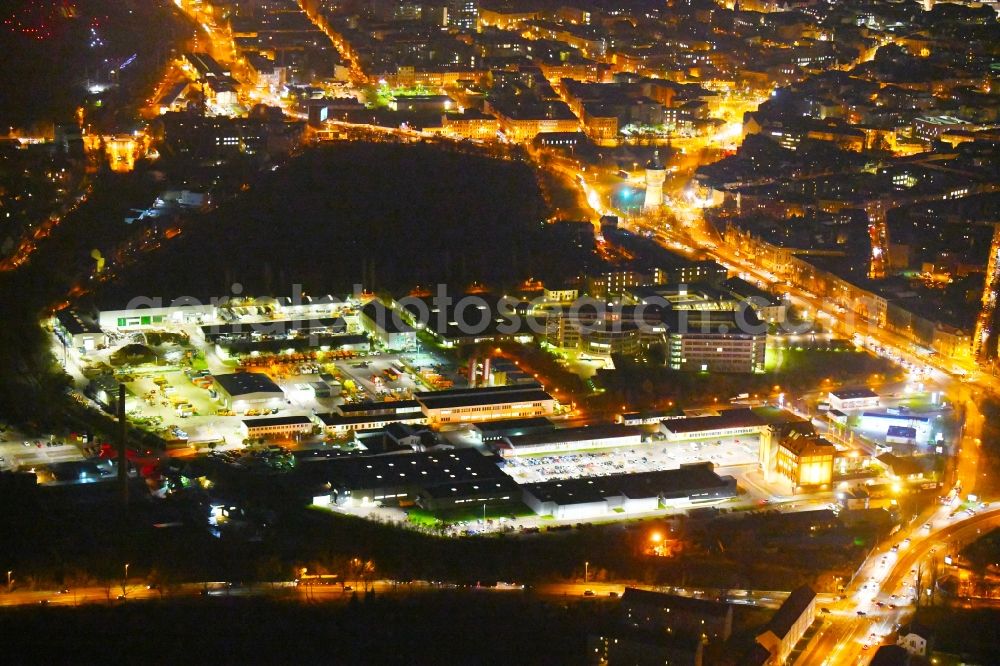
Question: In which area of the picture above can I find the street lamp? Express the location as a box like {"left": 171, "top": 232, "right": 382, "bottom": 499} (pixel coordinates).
{"left": 6, "top": 570, "right": 11, "bottom": 592}
{"left": 649, "top": 532, "right": 665, "bottom": 556}
{"left": 585, "top": 561, "right": 589, "bottom": 583}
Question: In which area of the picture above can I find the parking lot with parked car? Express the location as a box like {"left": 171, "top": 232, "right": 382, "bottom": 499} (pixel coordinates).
{"left": 501, "top": 436, "right": 759, "bottom": 484}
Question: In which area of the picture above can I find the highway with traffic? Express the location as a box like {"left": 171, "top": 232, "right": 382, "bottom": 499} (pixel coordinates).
{"left": 798, "top": 503, "right": 1000, "bottom": 665}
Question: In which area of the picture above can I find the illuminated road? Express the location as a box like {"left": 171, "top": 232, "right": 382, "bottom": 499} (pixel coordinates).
{"left": 0, "top": 188, "right": 91, "bottom": 272}
{"left": 953, "top": 387, "right": 985, "bottom": 494}
{"left": 797, "top": 505, "right": 1000, "bottom": 665}
{"left": 173, "top": 0, "right": 300, "bottom": 116}
{"left": 2, "top": 577, "right": 834, "bottom": 612}
{"left": 0, "top": 578, "right": 521, "bottom": 608}
{"left": 296, "top": 0, "right": 370, "bottom": 85}
{"left": 534, "top": 582, "right": 841, "bottom": 611}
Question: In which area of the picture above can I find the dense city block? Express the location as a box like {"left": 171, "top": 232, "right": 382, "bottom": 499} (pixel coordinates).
{"left": 1, "top": 0, "right": 999, "bottom": 663}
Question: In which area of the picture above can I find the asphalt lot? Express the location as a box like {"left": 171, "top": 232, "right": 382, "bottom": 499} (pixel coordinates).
{"left": 501, "top": 436, "right": 760, "bottom": 484}
{"left": 0, "top": 427, "right": 85, "bottom": 473}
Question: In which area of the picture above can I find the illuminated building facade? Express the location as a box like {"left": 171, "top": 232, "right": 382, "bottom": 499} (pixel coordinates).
{"left": 665, "top": 311, "right": 766, "bottom": 374}
{"left": 242, "top": 415, "right": 315, "bottom": 439}
{"left": 415, "top": 385, "right": 556, "bottom": 425}
{"left": 756, "top": 586, "right": 817, "bottom": 665}
{"left": 662, "top": 408, "right": 768, "bottom": 443}
{"left": 587, "top": 270, "right": 650, "bottom": 296}
{"left": 774, "top": 434, "right": 835, "bottom": 488}
{"left": 105, "top": 134, "right": 143, "bottom": 172}
{"left": 643, "top": 151, "right": 666, "bottom": 211}
{"left": 489, "top": 106, "right": 581, "bottom": 142}
{"left": 827, "top": 388, "right": 880, "bottom": 411}
{"left": 447, "top": 0, "right": 479, "bottom": 31}
{"left": 441, "top": 110, "right": 498, "bottom": 140}
{"left": 544, "top": 316, "right": 645, "bottom": 357}
{"left": 667, "top": 328, "right": 766, "bottom": 373}
{"left": 478, "top": 7, "right": 539, "bottom": 29}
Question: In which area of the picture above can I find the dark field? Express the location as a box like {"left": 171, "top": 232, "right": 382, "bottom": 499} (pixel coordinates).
{"left": 105, "top": 143, "right": 597, "bottom": 299}
{"left": 0, "top": 0, "right": 188, "bottom": 130}
{"left": 0, "top": 593, "right": 611, "bottom": 665}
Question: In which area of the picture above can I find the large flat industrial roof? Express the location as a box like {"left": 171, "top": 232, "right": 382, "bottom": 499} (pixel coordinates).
{"left": 620, "top": 407, "right": 685, "bottom": 421}
{"left": 157, "top": 80, "right": 188, "bottom": 106}
{"left": 862, "top": 411, "right": 929, "bottom": 423}
{"left": 661, "top": 408, "right": 766, "bottom": 434}
{"left": 56, "top": 309, "right": 103, "bottom": 335}
{"left": 472, "top": 417, "right": 555, "bottom": 436}
{"left": 275, "top": 294, "right": 342, "bottom": 307}
{"left": 242, "top": 415, "right": 313, "bottom": 428}
{"left": 414, "top": 383, "right": 542, "bottom": 399}
{"left": 399, "top": 295, "right": 544, "bottom": 341}
{"left": 337, "top": 399, "right": 423, "bottom": 416}
{"left": 521, "top": 463, "right": 733, "bottom": 505}
{"left": 361, "top": 301, "right": 414, "bottom": 334}
{"left": 296, "top": 448, "right": 513, "bottom": 493}
{"left": 317, "top": 412, "right": 426, "bottom": 427}
{"left": 201, "top": 317, "right": 346, "bottom": 341}
{"left": 417, "top": 388, "right": 554, "bottom": 411}
{"left": 214, "top": 333, "right": 367, "bottom": 354}
{"left": 501, "top": 424, "right": 642, "bottom": 450}
{"left": 214, "top": 372, "right": 283, "bottom": 397}
{"left": 830, "top": 388, "right": 879, "bottom": 399}
{"left": 419, "top": 476, "right": 521, "bottom": 499}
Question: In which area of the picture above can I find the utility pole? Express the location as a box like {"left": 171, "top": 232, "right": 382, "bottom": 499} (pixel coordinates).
{"left": 117, "top": 384, "right": 129, "bottom": 508}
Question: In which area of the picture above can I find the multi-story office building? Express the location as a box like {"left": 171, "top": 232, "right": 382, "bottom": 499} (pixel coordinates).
{"left": 666, "top": 312, "right": 766, "bottom": 373}
{"left": 543, "top": 305, "right": 667, "bottom": 358}
{"left": 447, "top": 0, "right": 479, "bottom": 31}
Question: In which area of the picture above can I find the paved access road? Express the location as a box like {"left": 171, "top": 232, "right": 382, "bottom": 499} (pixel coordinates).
{"left": 797, "top": 505, "right": 1000, "bottom": 665}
